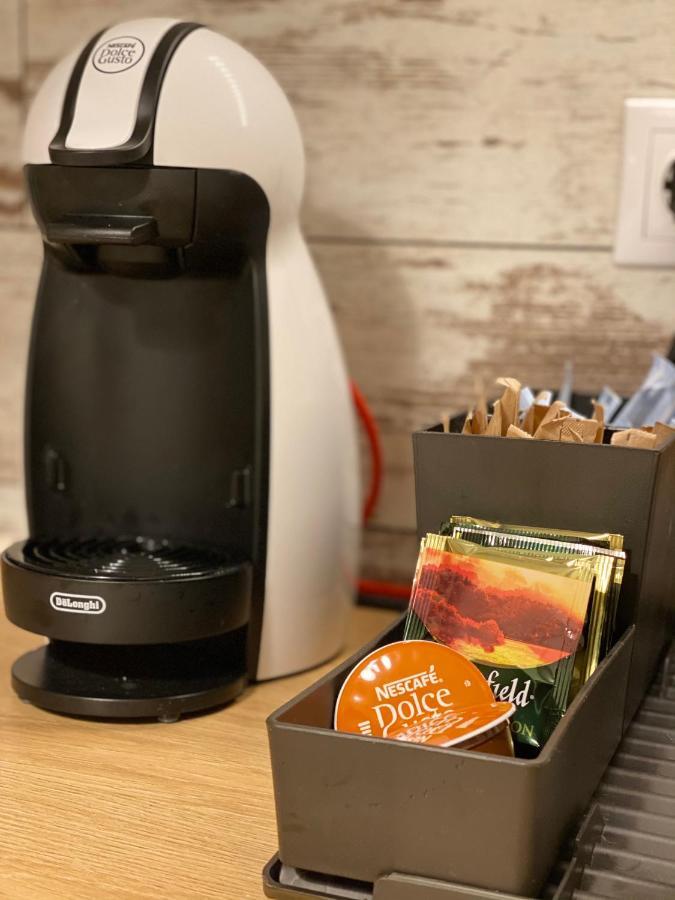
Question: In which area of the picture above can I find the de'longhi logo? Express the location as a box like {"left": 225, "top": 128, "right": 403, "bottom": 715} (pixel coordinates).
{"left": 93, "top": 36, "right": 145, "bottom": 74}
{"left": 50, "top": 592, "right": 106, "bottom": 615}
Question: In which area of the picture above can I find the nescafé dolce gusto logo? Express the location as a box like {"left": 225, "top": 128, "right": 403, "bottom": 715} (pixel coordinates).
{"left": 93, "top": 36, "right": 145, "bottom": 73}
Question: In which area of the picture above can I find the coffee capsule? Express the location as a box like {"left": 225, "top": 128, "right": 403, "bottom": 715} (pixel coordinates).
{"left": 334, "top": 639, "right": 515, "bottom": 754}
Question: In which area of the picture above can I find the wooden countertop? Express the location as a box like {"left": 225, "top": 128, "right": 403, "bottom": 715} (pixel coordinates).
{"left": 0, "top": 601, "right": 397, "bottom": 899}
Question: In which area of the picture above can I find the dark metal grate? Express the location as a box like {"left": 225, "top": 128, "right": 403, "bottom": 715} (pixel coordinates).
{"left": 13, "top": 536, "right": 236, "bottom": 581}
{"left": 572, "top": 644, "right": 675, "bottom": 899}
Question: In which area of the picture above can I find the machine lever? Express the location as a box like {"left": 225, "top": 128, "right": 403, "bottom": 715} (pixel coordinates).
{"left": 45, "top": 214, "right": 158, "bottom": 246}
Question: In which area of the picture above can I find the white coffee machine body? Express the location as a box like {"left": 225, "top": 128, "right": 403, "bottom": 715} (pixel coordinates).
{"left": 20, "top": 18, "right": 360, "bottom": 685}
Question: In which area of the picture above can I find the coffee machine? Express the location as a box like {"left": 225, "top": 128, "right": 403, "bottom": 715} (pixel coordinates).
{"left": 2, "top": 19, "right": 360, "bottom": 720}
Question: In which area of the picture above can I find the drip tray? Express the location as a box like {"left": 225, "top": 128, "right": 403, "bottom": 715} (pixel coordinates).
{"left": 1, "top": 536, "right": 253, "bottom": 720}
{"left": 2, "top": 536, "right": 253, "bottom": 644}
{"left": 11, "top": 630, "right": 248, "bottom": 720}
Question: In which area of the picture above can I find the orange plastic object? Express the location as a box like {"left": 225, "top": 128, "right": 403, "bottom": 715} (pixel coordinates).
{"left": 334, "top": 640, "right": 514, "bottom": 751}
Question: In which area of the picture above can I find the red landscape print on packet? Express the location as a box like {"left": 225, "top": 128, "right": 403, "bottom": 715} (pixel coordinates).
{"left": 412, "top": 549, "right": 590, "bottom": 670}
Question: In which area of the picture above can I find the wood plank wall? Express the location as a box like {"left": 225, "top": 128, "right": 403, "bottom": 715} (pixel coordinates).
{"left": 1, "top": 1, "right": 675, "bottom": 582}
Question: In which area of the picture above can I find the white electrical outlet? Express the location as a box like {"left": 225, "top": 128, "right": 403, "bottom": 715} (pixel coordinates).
{"left": 614, "top": 98, "right": 675, "bottom": 266}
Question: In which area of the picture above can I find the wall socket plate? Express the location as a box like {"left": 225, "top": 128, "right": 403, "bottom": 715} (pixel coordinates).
{"left": 614, "top": 98, "right": 675, "bottom": 267}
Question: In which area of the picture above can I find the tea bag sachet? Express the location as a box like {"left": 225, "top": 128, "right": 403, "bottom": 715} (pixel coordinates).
{"left": 521, "top": 401, "right": 549, "bottom": 436}
{"left": 519, "top": 386, "right": 535, "bottom": 414}
{"left": 404, "top": 534, "right": 597, "bottom": 755}
{"left": 440, "top": 515, "right": 624, "bottom": 551}
{"left": 559, "top": 417, "right": 600, "bottom": 444}
{"left": 495, "top": 377, "right": 521, "bottom": 434}
{"left": 460, "top": 355, "right": 675, "bottom": 442}
{"left": 460, "top": 375, "right": 612, "bottom": 443}
{"left": 610, "top": 420, "right": 675, "bottom": 449}
{"left": 610, "top": 428, "right": 658, "bottom": 449}
{"left": 597, "top": 385, "right": 623, "bottom": 422}
{"left": 655, "top": 421, "right": 675, "bottom": 446}
{"left": 507, "top": 425, "right": 532, "bottom": 440}
{"left": 531, "top": 401, "right": 601, "bottom": 443}
{"left": 611, "top": 354, "right": 675, "bottom": 428}
{"left": 484, "top": 400, "right": 503, "bottom": 436}
{"left": 462, "top": 378, "right": 519, "bottom": 437}
{"left": 472, "top": 378, "right": 488, "bottom": 435}
{"left": 441, "top": 516, "right": 626, "bottom": 661}
{"left": 448, "top": 527, "right": 624, "bottom": 690}
{"left": 532, "top": 400, "right": 568, "bottom": 435}
{"left": 591, "top": 400, "right": 605, "bottom": 444}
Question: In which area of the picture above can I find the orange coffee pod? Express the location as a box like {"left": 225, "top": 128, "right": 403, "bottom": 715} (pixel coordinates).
{"left": 389, "top": 699, "right": 515, "bottom": 749}
{"left": 334, "top": 640, "right": 515, "bottom": 749}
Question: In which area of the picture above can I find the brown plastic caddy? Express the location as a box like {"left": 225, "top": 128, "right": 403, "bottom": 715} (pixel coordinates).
{"left": 265, "top": 403, "right": 675, "bottom": 896}
{"left": 266, "top": 616, "right": 633, "bottom": 896}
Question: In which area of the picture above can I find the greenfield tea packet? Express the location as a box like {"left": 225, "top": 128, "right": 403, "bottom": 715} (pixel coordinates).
{"left": 404, "top": 534, "right": 596, "bottom": 755}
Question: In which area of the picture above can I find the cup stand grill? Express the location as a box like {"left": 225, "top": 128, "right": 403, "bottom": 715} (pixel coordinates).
{"left": 15, "top": 536, "right": 236, "bottom": 581}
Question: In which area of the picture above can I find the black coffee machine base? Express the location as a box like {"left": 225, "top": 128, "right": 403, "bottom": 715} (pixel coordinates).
{"left": 12, "top": 633, "right": 248, "bottom": 721}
